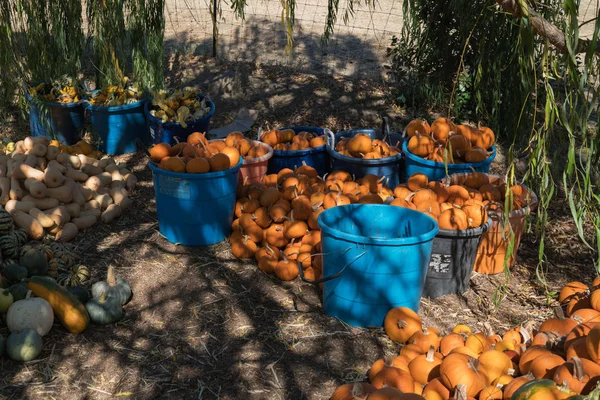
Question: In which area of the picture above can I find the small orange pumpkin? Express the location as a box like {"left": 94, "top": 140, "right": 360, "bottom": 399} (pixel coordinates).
{"left": 438, "top": 208, "right": 469, "bottom": 230}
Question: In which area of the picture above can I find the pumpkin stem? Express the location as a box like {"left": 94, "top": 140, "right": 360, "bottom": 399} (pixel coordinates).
{"left": 99, "top": 291, "right": 108, "bottom": 303}
{"left": 553, "top": 305, "right": 567, "bottom": 320}
{"left": 453, "top": 384, "right": 468, "bottom": 400}
{"left": 518, "top": 325, "right": 532, "bottom": 345}
{"left": 572, "top": 357, "right": 585, "bottom": 382}
{"left": 397, "top": 319, "right": 407, "bottom": 329}
{"left": 507, "top": 367, "right": 516, "bottom": 376}
{"left": 425, "top": 346, "right": 436, "bottom": 362}
{"left": 25, "top": 290, "right": 33, "bottom": 299}
{"left": 107, "top": 266, "right": 117, "bottom": 287}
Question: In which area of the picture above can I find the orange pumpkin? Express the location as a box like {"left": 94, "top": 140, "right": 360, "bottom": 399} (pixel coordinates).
{"left": 384, "top": 307, "right": 422, "bottom": 343}
{"left": 586, "top": 324, "right": 600, "bottom": 362}
{"left": 407, "top": 173, "right": 429, "bottom": 191}
{"left": 406, "top": 119, "right": 432, "bottom": 137}
{"left": 408, "top": 346, "right": 443, "bottom": 385}
{"left": 438, "top": 208, "right": 469, "bottom": 230}
{"left": 439, "top": 353, "right": 484, "bottom": 398}
{"left": 329, "top": 382, "right": 377, "bottom": 400}
{"left": 408, "top": 134, "right": 435, "bottom": 158}
{"left": 559, "top": 282, "right": 589, "bottom": 304}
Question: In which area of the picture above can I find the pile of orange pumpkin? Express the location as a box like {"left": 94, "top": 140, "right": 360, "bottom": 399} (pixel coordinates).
{"left": 149, "top": 131, "right": 267, "bottom": 173}
{"left": 230, "top": 166, "right": 397, "bottom": 281}
{"left": 261, "top": 128, "right": 326, "bottom": 150}
{"left": 332, "top": 133, "right": 401, "bottom": 159}
{"left": 406, "top": 118, "right": 495, "bottom": 164}
{"left": 329, "top": 278, "right": 600, "bottom": 400}
{"left": 389, "top": 172, "right": 532, "bottom": 230}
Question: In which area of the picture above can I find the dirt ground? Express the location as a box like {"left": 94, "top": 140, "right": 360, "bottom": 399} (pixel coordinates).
{"left": 1, "top": 57, "right": 599, "bottom": 400}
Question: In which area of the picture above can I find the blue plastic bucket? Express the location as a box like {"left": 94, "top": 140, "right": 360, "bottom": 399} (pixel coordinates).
{"left": 326, "top": 129, "right": 404, "bottom": 188}
{"left": 266, "top": 126, "right": 329, "bottom": 176}
{"left": 317, "top": 204, "right": 438, "bottom": 328}
{"left": 403, "top": 140, "right": 497, "bottom": 182}
{"left": 85, "top": 95, "right": 149, "bottom": 155}
{"left": 25, "top": 91, "right": 84, "bottom": 145}
{"left": 145, "top": 94, "right": 216, "bottom": 145}
{"left": 149, "top": 158, "right": 242, "bottom": 246}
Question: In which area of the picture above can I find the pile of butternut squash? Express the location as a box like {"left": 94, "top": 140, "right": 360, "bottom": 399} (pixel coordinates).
{"left": 329, "top": 278, "right": 600, "bottom": 399}
{"left": 406, "top": 118, "right": 495, "bottom": 164}
{"left": 231, "top": 166, "right": 396, "bottom": 281}
{"left": 0, "top": 136, "right": 136, "bottom": 241}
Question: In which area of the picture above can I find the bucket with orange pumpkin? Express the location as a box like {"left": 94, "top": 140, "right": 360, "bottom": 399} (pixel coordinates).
{"left": 326, "top": 128, "right": 404, "bottom": 187}
{"left": 210, "top": 131, "right": 273, "bottom": 184}
{"left": 402, "top": 118, "right": 497, "bottom": 181}
{"left": 147, "top": 132, "right": 243, "bottom": 246}
{"left": 441, "top": 172, "right": 537, "bottom": 275}
{"left": 391, "top": 172, "right": 492, "bottom": 298}
{"left": 261, "top": 126, "right": 329, "bottom": 176}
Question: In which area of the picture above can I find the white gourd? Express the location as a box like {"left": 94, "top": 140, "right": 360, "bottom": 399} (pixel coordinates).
{"left": 6, "top": 291, "right": 54, "bottom": 336}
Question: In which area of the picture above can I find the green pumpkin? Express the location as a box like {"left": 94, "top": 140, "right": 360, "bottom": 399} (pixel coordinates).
{"left": 9, "top": 282, "right": 30, "bottom": 301}
{"left": 91, "top": 266, "right": 132, "bottom": 306}
{"left": 12, "top": 229, "right": 28, "bottom": 245}
{"left": 3, "top": 264, "right": 28, "bottom": 283}
{"left": 68, "top": 286, "right": 90, "bottom": 304}
{"left": 0, "top": 334, "right": 4, "bottom": 357}
{"left": 0, "top": 206, "right": 14, "bottom": 235}
{"left": 0, "top": 234, "right": 20, "bottom": 260}
{"left": 0, "top": 288, "right": 14, "bottom": 313}
{"left": 6, "top": 328, "right": 43, "bottom": 362}
{"left": 511, "top": 379, "right": 576, "bottom": 400}
{"left": 85, "top": 292, "right": 124, "bottom": 325}
{"left": 20, "top": 248, "right": 49, "bottom": 277}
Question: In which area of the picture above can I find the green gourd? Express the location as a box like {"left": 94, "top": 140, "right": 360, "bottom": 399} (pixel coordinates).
{"left": 91, "top": 266, "right": 132, "bottom": 306}
{"left": 85, "top": 291, "right": 124, "bottom": 325}
{"left": 3, "top": 264, "right": 28, "bottom": 283}
{"left": 6, "top": 328, "right": 43, "bottom": 362}
{"left": 67, "top": 286, "right": 90, "bottom": 304}
{"left": 20, "top": 248, "right": 49, "bottom": 277}
{"left": 9, "top": 282, "right": 29, "bottom": 301}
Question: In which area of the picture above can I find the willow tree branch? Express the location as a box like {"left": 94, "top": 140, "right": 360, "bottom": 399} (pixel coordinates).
{"left": 497, "top": 0, "right": 598, "bottom": 54}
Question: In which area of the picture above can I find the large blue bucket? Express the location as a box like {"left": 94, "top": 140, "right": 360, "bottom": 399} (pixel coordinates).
{"left": 26, "top": 92, "right": 84, "bottom": 145}
{"left": 266, "top": 126, "right": 329, "bottom": 176}
{"left": 145, "top": 94, "right": 216, "bottom": 145}
{"left": 403, "top": 140, "right": 497, "bottom": 182}
{"left": 85, "top": 97, "right": 149, "bottom": 155}
{"left": 317, "top": 204, "right": 438, "bottom": 328}
{"left": 326, "top": 129, "right": 404, "bottom": 187}
{"left": 149, "top": 158, "right": 242, "bottom": 246}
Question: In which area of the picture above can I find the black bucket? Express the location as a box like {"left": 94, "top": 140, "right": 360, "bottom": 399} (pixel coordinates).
{"left": 422, "top": 217, "right": 492, "bottom": 299}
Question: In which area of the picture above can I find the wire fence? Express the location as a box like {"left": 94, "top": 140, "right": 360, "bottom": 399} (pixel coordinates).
{"left": 163, "top": 0, "right": 404, "bottom": 79}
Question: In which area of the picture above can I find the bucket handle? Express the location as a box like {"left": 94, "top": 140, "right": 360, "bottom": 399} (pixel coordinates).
{"left": 256, "top": 126, "right": 263, "bottom": 141}
{"left": 324, "top": 128, "right": 336, "bottom": 150}
{"left": 298, "top": 248, "right": 367, "bottom": 284}
{"left": 381, "top": 114, "right": 390, "bottom": 144}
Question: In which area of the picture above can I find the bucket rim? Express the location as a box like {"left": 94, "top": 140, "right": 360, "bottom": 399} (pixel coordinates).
{"left": 317, "top": 204, "right": 439, "bottom": 245}
{"left": 402, "top": 140, "right": 497, "bottom": 168}
{"left": 435, "top": 216, "right": 493, "bottom": 238}
{"left": 441, "top": 172, "right": 539, "bottom": 215}
{"left": 83, "top": 90, "right": 147, "bottom": 112}
{"left": 144, "top": 94, "right": 216, "bottom": 128}
{"left": 148, "top": 156, "right": 243, "bottom": 178}
{"left": 326, "top": 129, "right": 404, "bottom": 165}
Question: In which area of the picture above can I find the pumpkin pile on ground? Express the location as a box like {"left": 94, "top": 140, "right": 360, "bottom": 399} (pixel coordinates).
{"left": 0, "top": 136, "right": 136, "bottom": 241}
{"left": 261, "top": 128, "right": 327, "bottom": 150}
{"left": 230, "top": 165, "right": 396, "bottom": 281}
{"left": 328, "top": 277, "right": 600, "bottom": 399}
{"left": 405, "top": 118, "right": 495, "bottom": 164}
{"left": 332, "top": 133, "right": 401, "bottom": 159}
{"left": 149, "top": 131, "right": 268, "bottom": 173}
{"left": 391, "top": 172, "right": 534, "bottom": 230}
